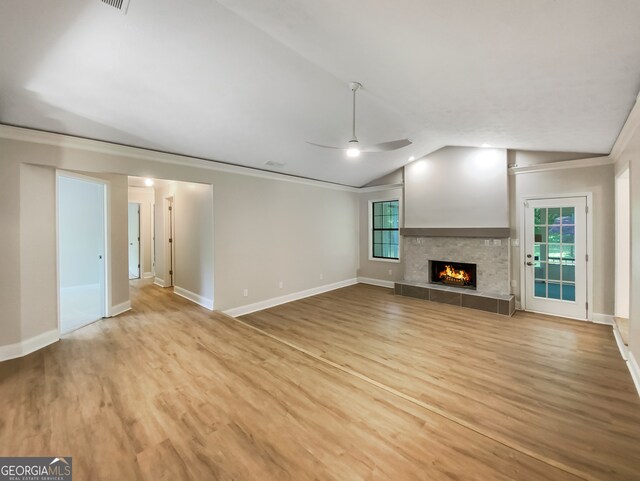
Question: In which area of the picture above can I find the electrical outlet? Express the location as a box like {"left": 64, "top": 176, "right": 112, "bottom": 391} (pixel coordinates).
{"left": 493, "top": 239, "right": 501, "bottom": 246}
{"left": 319, "top": 273, "right": 324, "bottom": 280}
{"left": 278, "top": 281, "right": 283, "bottom": 289}
{"left": 484, "top": 239, "right": 491, "bottom": 246}
{"left": 511, "top": 238, "right": 520, "bottom": 247}
{"left": 243, "top": 289, "right": 248, "bottom": 297}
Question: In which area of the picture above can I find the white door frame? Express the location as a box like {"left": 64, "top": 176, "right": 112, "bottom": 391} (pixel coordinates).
{"left": 55, "top": 170, "right": 111, "bottom": 334}
{"left": 615, "top": 165, "right": 630, "bottom": 319}
{"left": 519, "top": 192, "right": 593, "bottom": 321}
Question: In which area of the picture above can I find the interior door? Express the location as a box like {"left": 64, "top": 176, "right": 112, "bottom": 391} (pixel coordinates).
{"left": 58, "top": 174, "right": 106, "bottom": 333}
{"left": 128, "top": 203, "right": 140, "bottom": 279}
{"left": 524, "top": 197, "right": 587, "bottom": 319}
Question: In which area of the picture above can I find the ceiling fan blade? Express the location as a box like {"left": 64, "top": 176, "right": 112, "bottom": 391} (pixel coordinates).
{"left": 362, "top": 139, "right": 412, "bottom": 152}
{"left": 305, "top": 141, "right": 344, "bottom": 150}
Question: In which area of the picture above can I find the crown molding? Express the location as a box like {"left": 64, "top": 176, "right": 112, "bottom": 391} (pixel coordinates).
{"left": 610, "top": 97, "right": 640, "bottom": 162}
{"left": 0, "top": 124, "right": 360, "bottom": 193}
{"left": 508, "top": 155, "right": 613, "bottom": 175}
{"left": 358, "top": 183, "right": 404, "bottom": 193}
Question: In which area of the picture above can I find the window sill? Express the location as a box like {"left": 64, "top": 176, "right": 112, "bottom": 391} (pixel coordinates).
{"left": 369, "top": 257, "right": 401, "bottom": 264}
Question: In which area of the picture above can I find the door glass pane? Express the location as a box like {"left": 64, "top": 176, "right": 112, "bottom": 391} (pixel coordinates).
{"left": 548, "top": 262, "right": 561, "bottom": 281}
{"left": 534, "top": 208, "right": 546, "bottom": 225}
{"left": 534, "top": 226, "right": 546, "bottom": 242}
{"left": 373, "top": 215, "right": 382, "bottom": 228}
{"left": 373, "top": 244, "right": 382, "bottom": 257}
{"left": 548, "top": 244, "right": 561, "bottom": 261}
{"left": 539, "top": 244, "right": 547, "bottom": 261}
{"left": 562, "top": 207, "right": 575, "bottom": 224}
{"left": 535, "top": 280, "right": 546, "bottom": 297}
{"left": 548, "top": 282, "right": 561, "bottom": 299}
{"left": 535, "top": 262, "right": 546, "bottom": 279}
{"left": 374, "top": 231, "right": 382, "bottom": 243}
{"left": 562, "top": 283, "right": 576, "bottom": 301}
{"left": 562, "top": 245, "right": 576, "bottom": 263}
{"left": 373, "top": 203, "right": 382, "bottom": 215}
{"left": 562, "top": 264, "right": 575, "bottom": 282}
{"left": 547, "top": 208, "right": 561, "bottom": 225}
{"left": 548, "top": 225, "right": 561, "bottom": 243}
{"left": 562, "top": 225, "right": 575, "bottom": 244}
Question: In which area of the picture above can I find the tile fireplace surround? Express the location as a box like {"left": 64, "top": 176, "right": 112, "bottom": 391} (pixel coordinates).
{"left": 396, "top": 235, "right": 515, "bottom": 316}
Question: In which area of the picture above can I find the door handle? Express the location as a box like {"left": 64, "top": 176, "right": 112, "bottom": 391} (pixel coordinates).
{"left": 526, "top": 261, "right": 533, "bottom": 266}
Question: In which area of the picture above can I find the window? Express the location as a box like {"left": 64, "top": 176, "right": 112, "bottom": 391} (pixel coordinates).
{"left": 372, "top": 200, "right": 399, "bottom": 260}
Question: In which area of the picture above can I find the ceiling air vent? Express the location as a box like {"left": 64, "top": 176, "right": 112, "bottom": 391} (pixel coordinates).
{"left": 101, "top": 0, "right": 131, "bottom": 14}
{"left": 265, "top": 161, "right": 286, "bottom": 168}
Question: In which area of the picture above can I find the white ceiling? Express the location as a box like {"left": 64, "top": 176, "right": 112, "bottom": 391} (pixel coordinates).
{"left": 1, "top": 0, "right": 639, "bottom": 186}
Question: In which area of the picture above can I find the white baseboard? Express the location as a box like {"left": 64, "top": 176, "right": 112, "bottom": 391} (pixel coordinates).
{"left": 591, "top": 312, "right": 615, "bottom": 325}
{"left": 0, "top": 329, "right": 59, "bottom": 362}
{"left": 224, "top": 278, "right": 358, "bottom": 318}
{"left": 628, "top": 350, "right": 640, "bottom": 397}
{"left": 174, "top": 286, "right": 214, "bottom": 310}
{"left": 110, "top": 300, "right": 131, "bottom": 317}
{"left": 142, "top": 272, "right": 154, "bottom": 279}
{"left": 357, "top": 277, "right": 395, "bottom": 289}
{"left": 612, "top": 323, "right": 628, "bottom": 361}
{"left": 154, "top": 277, "right": 167, "bottom": 288}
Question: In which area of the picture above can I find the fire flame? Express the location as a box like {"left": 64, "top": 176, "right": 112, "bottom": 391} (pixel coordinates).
{"left": 439, "top": 265, "right": 471, "bottom": 283}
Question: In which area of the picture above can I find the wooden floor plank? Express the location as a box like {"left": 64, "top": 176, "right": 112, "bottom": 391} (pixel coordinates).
{"left": 0, "top": 280, "right": 591, "bottom": 481}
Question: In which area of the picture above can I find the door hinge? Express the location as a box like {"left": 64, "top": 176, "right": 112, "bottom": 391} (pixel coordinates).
{"left": 585, "top": 254, "right": 588, "bottom": 262}
{"left": 169, "top": 206, "right": 172, "bottom": 211}
{"left": 169, "top": 270, "right": 173, "bottom": 276}
{"left": 585, "top": 301, "right": 588, "bottom": 312}
{"left": 169, "top": 238, "right": 173, "bottom": 243}
{"left": 585, "top": 205, "right": 589, "bottom": 214}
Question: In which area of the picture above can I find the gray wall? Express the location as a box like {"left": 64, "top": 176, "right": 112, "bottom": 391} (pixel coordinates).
{"left": 404, "top": 147, "right": 509, "bottom": 228}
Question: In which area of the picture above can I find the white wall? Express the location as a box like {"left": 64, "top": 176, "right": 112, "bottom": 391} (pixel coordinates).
{"left": 404, "top": 147, "right": 509, "bottom": 228}
{"left": 128, "top": 186, "right": 155, "bottom": 278}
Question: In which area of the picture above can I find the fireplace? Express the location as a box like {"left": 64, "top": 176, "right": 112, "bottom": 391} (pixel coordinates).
{"left": 429, "top": 260, "right": 477, "bottom": 289}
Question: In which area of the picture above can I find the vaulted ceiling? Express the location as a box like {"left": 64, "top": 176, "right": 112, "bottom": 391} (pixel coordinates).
{"left": 1, "top": 0, "right": 639, "bottom": 186}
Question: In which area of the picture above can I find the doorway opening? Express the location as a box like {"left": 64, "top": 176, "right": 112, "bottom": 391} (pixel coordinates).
{"left": 57, "top": 173, "right": 108, "bottom": 334}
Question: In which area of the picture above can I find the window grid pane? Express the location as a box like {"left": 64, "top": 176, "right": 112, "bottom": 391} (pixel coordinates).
{"left": 372, "top": 200, "right": 399, "bottom": 260}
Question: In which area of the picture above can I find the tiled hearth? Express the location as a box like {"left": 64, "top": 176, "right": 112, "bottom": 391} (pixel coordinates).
{"left": 396, "top": 235, "right": 515, "bottom": 316}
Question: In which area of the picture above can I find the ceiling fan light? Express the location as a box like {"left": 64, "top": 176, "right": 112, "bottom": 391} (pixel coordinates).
{"left": 346, "top": 147, "right": 360, "bottom": 158}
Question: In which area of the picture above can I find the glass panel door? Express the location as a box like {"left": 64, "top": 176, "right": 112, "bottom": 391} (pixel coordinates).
{"left": 524, "top": 197, "right": 587, "bottom": 319}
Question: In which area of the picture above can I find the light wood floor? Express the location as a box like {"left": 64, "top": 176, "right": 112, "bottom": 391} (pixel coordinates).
{"left": 1, "top": 282, "right": 638, "bottom": 480}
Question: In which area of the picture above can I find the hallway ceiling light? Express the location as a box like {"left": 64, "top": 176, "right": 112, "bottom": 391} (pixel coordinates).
{"left": 144, "top": 178, "right": 154, "bottom": 186}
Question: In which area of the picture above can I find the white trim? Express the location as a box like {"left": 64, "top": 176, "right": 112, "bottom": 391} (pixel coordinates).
{"left": 142, "top": 272, "right": 154, "bottom": 279}
{"left": 0, "top": 329, "right": 59, "bottom": 362}
{"left": 174, "top": 286, "right": 214, "bottom": 310}
{"left": 223, "top": 278, "right": 358, "bottom": 318}
{"left": 612, "top": 324, "right": 628, "bottom": 361}
{"left": 359, "top": 183, "right": 404, "bottom": 193}
{"left": 357, "top": 277, "right": 395, "bottom": 288}
{"left": 628, "top": 350, "right": 640, "bottom": 397}
{"left": 154, "top": 278, "right": 167, "bottom": 288}
{"left": 610, "top": 97, "right": 640, "bottom": 162}
{"left": 591, "top": 313, "right": 615, "bottom": 325}
{"left": 509, "top": 156, "right": 612, "bottom": 175}
{"left": 0, "top": 124, "right": 359, "bottom": 192}
{"left": 109, "top": 300, "right": 132, "bottom": 317}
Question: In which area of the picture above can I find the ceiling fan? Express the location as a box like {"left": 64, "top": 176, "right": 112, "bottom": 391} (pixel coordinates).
{"left": 307, "top": 82, "right": 412, "bottom": 158}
